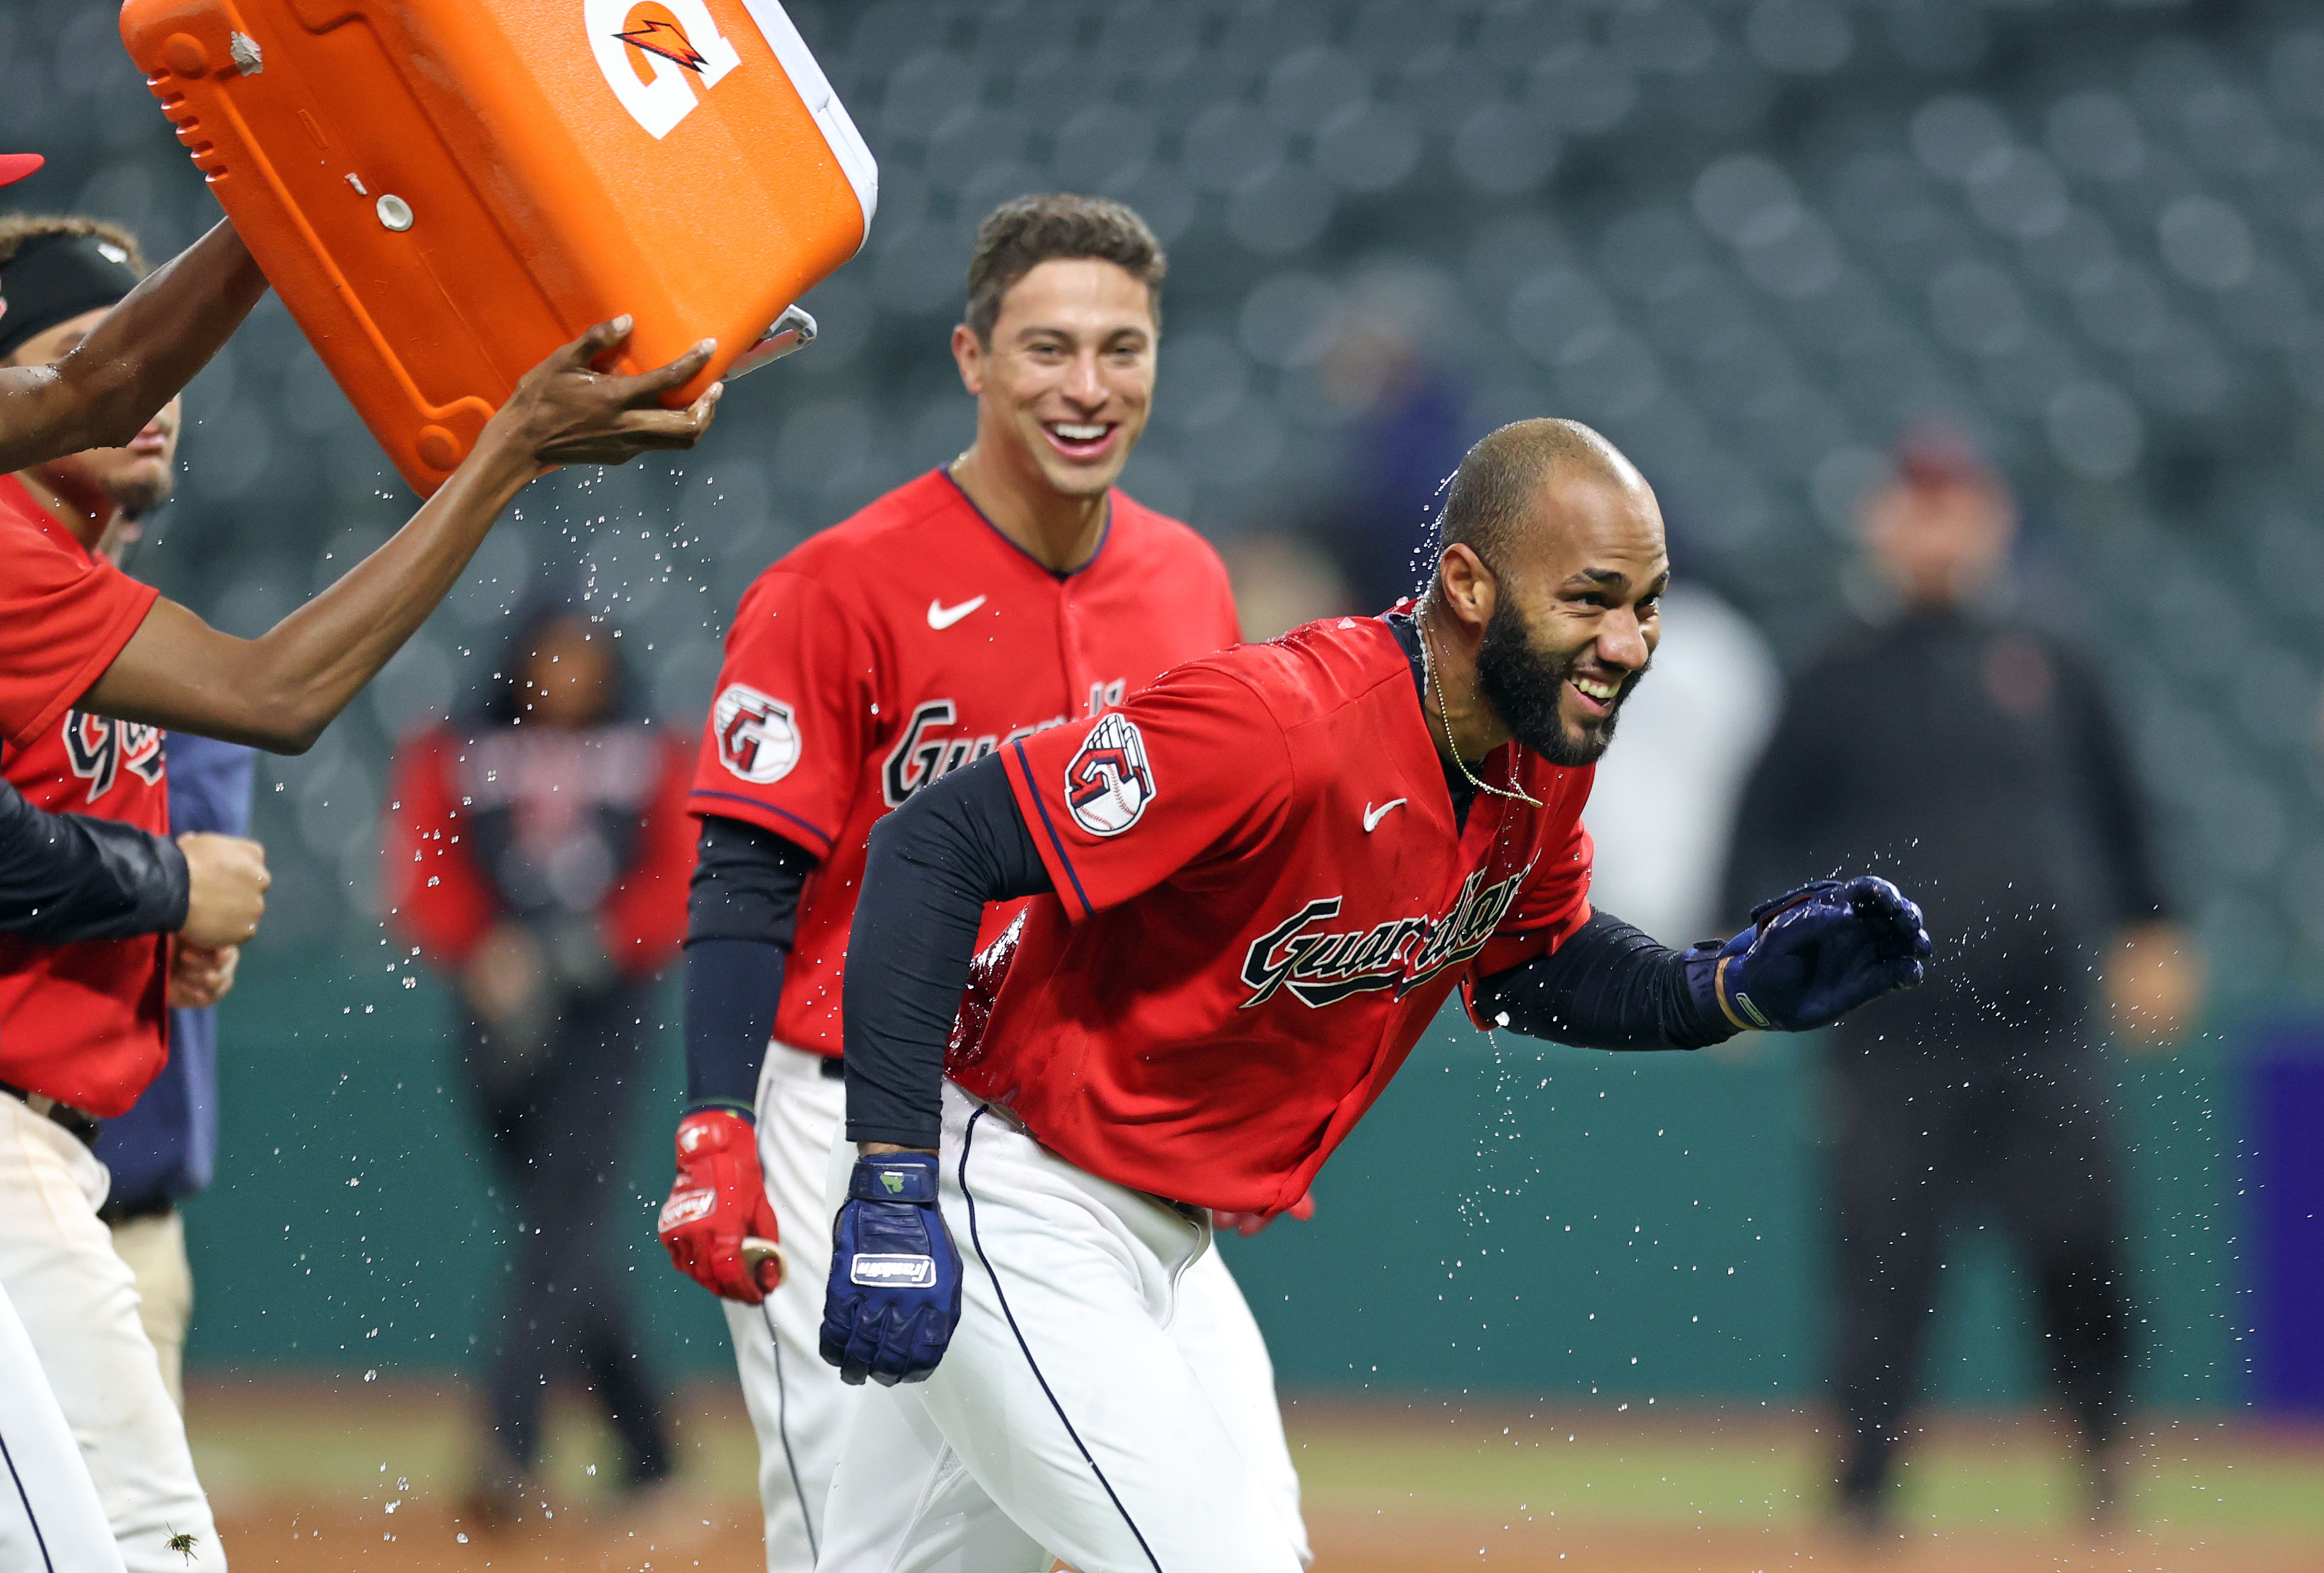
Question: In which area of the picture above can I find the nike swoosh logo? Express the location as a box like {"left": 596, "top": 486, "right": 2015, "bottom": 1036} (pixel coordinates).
{"left": 1363, "top": 798, "right": 1407, "bottom": 832}
{"left": 927, "top": 595, "right": 987, "bottom": 630}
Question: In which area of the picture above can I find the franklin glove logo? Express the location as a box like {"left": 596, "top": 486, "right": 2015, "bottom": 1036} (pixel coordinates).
{"left": 658, "top": 1186, "right": 717, "bottom": 1231}
{"left": 851, "top": 1253, "right": 938, "bottom": 1288}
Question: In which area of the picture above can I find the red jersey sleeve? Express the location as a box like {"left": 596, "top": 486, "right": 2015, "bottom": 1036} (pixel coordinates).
{"left": 381, "top": 728, "right": 498, "bottom": 966}
{"left": 0, "top": 504, "right": 160, "bottom": 752}
{"left": 687, "top": 571, "right": 871, "bottom": 860}
{"left": 599, "top": 735, "right": 695, "bottom": 977}
{"left": 1002, "top": 663, "right": 1291, "bottom": 920}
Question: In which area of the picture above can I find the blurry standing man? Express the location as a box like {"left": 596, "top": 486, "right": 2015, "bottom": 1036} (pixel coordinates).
{"left": 1725, "top": 435, "right": 2200, "bottom": 1533}
{"left": 655, "top": 194, "right": 1305, "bottom": 1571}
{"left": 103, "top": 728, "right": 252, "bottom": 1412}
{"left": 385, "top": 604, "right": 695, "bottom": 1529}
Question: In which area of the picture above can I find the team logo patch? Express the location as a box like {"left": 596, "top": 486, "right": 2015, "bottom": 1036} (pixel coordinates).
{"left": 586, "top": 0, "right": 741, "bottom": 140}
{"left": 714, "top": 683, "right": 802, "bottom": 784}
{"left": 658, "top": 1186, "right": 716, "bottom": 1231}
{"left": 1063, "top": 713, "right": 1154, "bottom": 837}
{"left": 852, "top": 1254, "right": 937, "bottom": 1288}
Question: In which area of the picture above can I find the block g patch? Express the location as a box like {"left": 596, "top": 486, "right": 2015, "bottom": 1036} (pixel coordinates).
{"left": 1064, "top": 712, "right": 1154, "bottom": 837}
{"left": 715, "top": 683, "right": 802, "bottom": 784}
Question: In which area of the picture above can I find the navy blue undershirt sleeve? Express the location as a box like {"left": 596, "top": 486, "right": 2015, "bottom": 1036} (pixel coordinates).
{"left": 0, "top": 778, "right": 190, "bottom": 942}
{"left": 682, "top": 815, "right": 816, "bottom": 1116}
{"left": 1472, "top": 909, "right": 1737, "bottom": 1052}
{"left": 843, "top": 753, "right": 1052, "bottom": 1149}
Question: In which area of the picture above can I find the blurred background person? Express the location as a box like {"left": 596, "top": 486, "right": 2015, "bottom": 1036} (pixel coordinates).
{"left": 1724, "top": 432, "right": 2203, "bottom": 1536}
{"left": 1224, "top": 529, "right": 1356, "bottom": 643}
{"left": 1312, "top": 266, "right": 1472, "bottom": 616}
{"left": 102, "top": 726, "right": 251, "bottom": 1414}
{"left": 383, "top": 601, "right": 696, "bottom": 1530}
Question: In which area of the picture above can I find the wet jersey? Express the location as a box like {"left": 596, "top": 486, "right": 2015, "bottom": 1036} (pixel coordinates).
{"left": 0, "top": 475, "right": 169, "bottom": 1115}
{"left": 689, "top": 469, "right": 1240, "bottom": 1055}
{"left": 0, "top": 473, "right": 157, "bottom": 752}
{"left": 960, "top": 613, "right": 1597, "bottom": 1215}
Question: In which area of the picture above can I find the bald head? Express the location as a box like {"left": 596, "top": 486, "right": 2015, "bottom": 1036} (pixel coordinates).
{"left": 1420, "top": 418, "right": 1666, "bottom": 769}
{"left": 1438, "top": 418, "right": 1651, "bottom": 572}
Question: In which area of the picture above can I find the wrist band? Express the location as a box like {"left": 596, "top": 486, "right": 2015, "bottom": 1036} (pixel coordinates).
{"left": 1714, "top": 956, "right": 1769, "bottom": 1031}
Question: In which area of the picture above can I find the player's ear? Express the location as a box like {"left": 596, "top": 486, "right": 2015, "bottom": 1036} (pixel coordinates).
{"left": 1437, "top": 543, "right": 1495, "bottom": 633}
{"left": 950, "top": 322, "right": 986, "bottom": 396}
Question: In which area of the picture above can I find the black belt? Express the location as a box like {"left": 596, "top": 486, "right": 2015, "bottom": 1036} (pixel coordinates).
{"left": 0, "top": 1081, "right": 101, "bottom": 1149}
{"left": 820, "top": 1054, "right": 845, "bottom": 1081}
{"left": 98, "top": 1193, "right": 176, "bottom": 1226}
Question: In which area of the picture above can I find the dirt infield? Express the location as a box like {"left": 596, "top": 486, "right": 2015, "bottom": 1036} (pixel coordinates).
{"left": 207, "top": 1496, "right": 2324, "bottom": 1572}
{"left": 187, "top": 1376, "right": 2324, "bottom": 1571}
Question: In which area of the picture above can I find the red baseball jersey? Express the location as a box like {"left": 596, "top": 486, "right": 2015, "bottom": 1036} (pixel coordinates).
{"left": 0, "top": 473, "right": 158, "bottom": 752}
{"left": 690, "top": 469, "right": 1241, "bottom": 1055}
{"left": 957, "top": 613, "right": 1597, "bottom": 1215}
{"left": 0, "top": 475, "right": 170, "bottom": 1115}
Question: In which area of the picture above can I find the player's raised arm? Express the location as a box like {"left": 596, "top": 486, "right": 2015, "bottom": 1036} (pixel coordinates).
{"left": 77, "top": 320, "right": 719, "bottom": 753}
{"left": 0, "top": 215, "right": 267, "bottom": 475}
{"left": 1469, "top": 879, "right": 1931, "bottom": 1049}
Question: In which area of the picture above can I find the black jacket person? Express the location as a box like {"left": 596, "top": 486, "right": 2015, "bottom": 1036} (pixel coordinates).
{"left": 1723, "top": 435, "right": 2195, "bottom": 1529}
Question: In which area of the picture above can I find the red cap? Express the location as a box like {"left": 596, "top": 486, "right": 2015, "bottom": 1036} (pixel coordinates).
{"left": 0, "top": 153, "right": 43, "bottom": 187}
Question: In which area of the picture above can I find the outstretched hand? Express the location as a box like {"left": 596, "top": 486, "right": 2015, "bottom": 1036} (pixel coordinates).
{"left": 489, "top": 318, "right": 721, "bottom": 470}
{"left": 1711, "top": 876, "right": 1931, "bottom": 1032}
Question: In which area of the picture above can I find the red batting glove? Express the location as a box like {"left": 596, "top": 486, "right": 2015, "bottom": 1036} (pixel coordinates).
{"left": 1212, "top": 1190, "right": 1317, "bottom": 1239}
{"left": 658, "top": 1110, "right": 781, "bottom": 1304}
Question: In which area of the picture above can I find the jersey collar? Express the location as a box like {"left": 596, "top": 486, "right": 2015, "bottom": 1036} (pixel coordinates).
{"left": 937, "top": 467, "right": 1113, "bottom": 582}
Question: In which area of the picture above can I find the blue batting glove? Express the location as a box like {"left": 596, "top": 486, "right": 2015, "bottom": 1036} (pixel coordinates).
{"left": 1704, "top": 876, "right": 1931, "bottom": 1032}
{"left": 819, "top": 1152, "right": 962, "bottom": 1387}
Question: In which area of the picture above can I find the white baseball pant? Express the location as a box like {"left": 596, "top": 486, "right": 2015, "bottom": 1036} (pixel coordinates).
{"left": 0, "top": 1094, "right": 223, "bottom": 1572}
{"left": 0, "top": 1281, "right": 125, "bottom": 1573}
{"left": 108, "top": 1209, "right": 194, "bottom": 1414}
{"left": 722, "top": 1040, "right": 852, "bottom": 1573}
{"left": 816, "top": 1081, "right": 1311, "bottom": 1573}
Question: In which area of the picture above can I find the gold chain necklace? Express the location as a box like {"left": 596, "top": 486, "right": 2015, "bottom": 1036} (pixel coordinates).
{"left": 1420, "top": 620, "right": 1542, "bottom": 809}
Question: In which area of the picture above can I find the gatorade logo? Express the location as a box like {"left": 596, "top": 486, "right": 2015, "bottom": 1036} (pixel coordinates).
{"left": 586, "top": 0, "right": 741, "bottom": 140}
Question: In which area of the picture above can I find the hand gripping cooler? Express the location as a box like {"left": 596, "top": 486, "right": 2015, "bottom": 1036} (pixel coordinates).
{"left": 118, "top": 0, "right": 875, "bottom": 494}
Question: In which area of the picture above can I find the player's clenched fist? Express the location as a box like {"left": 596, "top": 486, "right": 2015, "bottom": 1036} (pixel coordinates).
{"left": 820, "top": 1152, "right": 961, "bottom": 1386}
{"left": 1706, "top": 876, "right": 1932, "bottom": 1032}
{"left": 658, "top": 1110, "right": 781, "bottom": 1304}
{"left": 176, "top": 831, "right": 268, "bottom": 948}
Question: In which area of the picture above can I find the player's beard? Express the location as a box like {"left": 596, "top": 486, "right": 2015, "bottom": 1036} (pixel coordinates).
{"left": 1475, "top": 594, "right": 1645, "bottom": 768}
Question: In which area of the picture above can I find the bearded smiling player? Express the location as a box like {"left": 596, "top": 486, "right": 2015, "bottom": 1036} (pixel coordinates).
{"left": 815, "top": 417, "right": 1934, "bottom": 1572}
{"left": 657, "top": 194, "right": 1308, "bottom": 1570}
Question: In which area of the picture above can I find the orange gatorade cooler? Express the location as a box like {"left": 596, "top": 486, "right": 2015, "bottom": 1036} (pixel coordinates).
{"left": 118, "top": 0, "right": 876, "bottom": 494}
